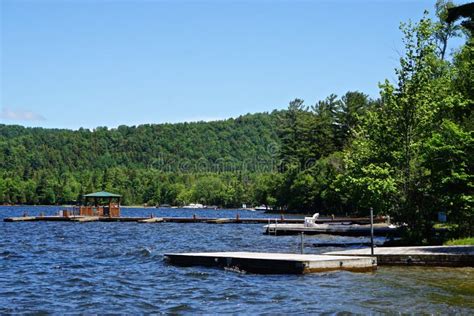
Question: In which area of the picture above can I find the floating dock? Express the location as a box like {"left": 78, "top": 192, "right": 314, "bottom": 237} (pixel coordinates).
{"left": 138, "top": 217, "right": 164, "bottom": 223}
{"left": 324, "top": 246, "right": 474, "bottom": 267}
{"left": 164, "top": 251, "right": 377, "bottom": 274}
{"left": 313, "top": 241, "right": 374, "bottom": 248}
{"left": 71, "top": 216, "right": 99, "bottom": 222}
{"left": 264, "top": 223, "right": 399, "bottom": 237}
{"left": 4, "top": 216, "right": 37, "bottom": 222}
{"left": 2, "top": 215, "right": 302, "bottom": 224}
{"left": 3, "top": 215, "right": 385, "bottom": 225}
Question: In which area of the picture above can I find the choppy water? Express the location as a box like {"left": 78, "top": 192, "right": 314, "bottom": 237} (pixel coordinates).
{"left": 1, "top": 206, "right": 473, "bottom": 314}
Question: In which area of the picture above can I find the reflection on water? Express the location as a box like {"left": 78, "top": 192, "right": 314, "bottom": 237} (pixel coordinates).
{"left": 0, "top": 206, "right": 473, "bottom": 313}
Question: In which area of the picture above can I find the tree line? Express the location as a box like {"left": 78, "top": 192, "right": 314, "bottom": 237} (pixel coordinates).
{"left": 270, "top": 2, "right": 473, "bottom": 240}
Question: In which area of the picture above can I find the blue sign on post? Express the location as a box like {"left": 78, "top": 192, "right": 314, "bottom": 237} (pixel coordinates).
{"left": 438, "top": 212, "right": 447, "bottom": 223}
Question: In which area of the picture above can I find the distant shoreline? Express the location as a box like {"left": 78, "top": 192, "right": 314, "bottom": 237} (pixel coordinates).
{"left": 0, "top": 204, "right": 307, "bottom": 215}
{"left": 0, "top": 204, "right": 262, "bottom": 210}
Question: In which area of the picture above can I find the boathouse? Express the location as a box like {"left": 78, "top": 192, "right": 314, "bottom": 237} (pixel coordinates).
{"left": 79, "top": 191, "right": 121, "bottom": 217}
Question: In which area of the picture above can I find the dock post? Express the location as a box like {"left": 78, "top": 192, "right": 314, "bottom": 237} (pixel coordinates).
{"left": 300, "top": 232, "right": 304, "bottom": 254}
{"left": 370, "top": 207, "right": 374, "bottom": 256}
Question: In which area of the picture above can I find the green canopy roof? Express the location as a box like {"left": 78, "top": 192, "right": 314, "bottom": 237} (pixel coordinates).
{"left": 84, "top": 191, "right": 121, "bottom": 198}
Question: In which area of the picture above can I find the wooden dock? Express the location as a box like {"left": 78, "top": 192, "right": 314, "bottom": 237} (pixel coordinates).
{"left": 3, "top": 215, "right": 386, "bottom": 225}
{"left": 164, "top": 251, "right": 377, "bottom": 274}
{"left": 324, "top": 246, "right": 474, "bottom": 267}
{"left": 138, "top": 217, "right": 164, "bottom": 223}
{"left": 71, "top": 216, "right": 99, "bottom": 222}
{"left": 264, "top": 223, "right": 400, "bottom": 237}
{"left": 2, "top": 215, "right": 301, "bottom": 224}
{"left": 4, "top": 216, "right": 37, "bottom": 222}
{"left": 313, "top": 242, "right": 374, "bottom": 247}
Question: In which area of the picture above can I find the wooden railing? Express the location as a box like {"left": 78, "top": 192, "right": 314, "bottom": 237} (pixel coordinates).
{"left": 79, "top": 205, "right": 120, "bottom": 217}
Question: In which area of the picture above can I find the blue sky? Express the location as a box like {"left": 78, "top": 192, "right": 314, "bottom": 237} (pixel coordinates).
{"left": 0, "top": 0, "right": 466, "bottom": 129}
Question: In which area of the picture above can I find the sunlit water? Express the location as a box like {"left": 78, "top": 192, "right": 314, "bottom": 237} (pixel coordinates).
{"left": 1, "top": 206, "right": 473, "bottom": 313}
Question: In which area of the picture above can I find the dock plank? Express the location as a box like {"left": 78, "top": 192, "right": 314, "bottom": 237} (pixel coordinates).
{"left": 206, "top": 218, "right": 233, "bottom": 224}
{"left": 3, "top": 216, "right": 37, "bottom": 222}
{"left": 138, "top": 217, "right": 164, "bottom": 223}
{"left": 164, "top": 251, "right": 377, "bottom": 274}
{"left": 71, "top": 216, "right": 99, "bottom": 222}
{"left": 324, "top": 246, "right": 474, "bottom": 267}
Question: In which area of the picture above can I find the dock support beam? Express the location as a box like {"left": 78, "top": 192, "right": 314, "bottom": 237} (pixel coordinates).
{"left": 300, "top": 232, "right": 304, "bottom": 254}
{"left": 370, "top": 207, "right": 374, "bottom": 256}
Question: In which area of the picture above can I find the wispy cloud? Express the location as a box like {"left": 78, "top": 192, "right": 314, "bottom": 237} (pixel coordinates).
{"left": 166, "top": 116, "right": 226, "bottom": 124}
{"left": 183, "top": 116, "right": 225, "bottom": 123}
{"left": 0, "top": 107, "right": 45, "bottom": 121}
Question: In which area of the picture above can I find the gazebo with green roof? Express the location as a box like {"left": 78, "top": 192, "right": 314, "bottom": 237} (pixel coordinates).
{"left": 80, "top": 191, "right": 122, "bottom": 217}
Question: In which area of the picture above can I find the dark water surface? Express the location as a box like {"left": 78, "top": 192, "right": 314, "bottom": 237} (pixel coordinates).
{"left": 1, "top": 206, "right": 473, "bottom": 314}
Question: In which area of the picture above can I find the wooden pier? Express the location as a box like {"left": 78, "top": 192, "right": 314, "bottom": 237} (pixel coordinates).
{"left": 71, "top": 216, "right": 99, "bottom": 222}
{"left": 4, "top": 216, "right": 37, "bottom": 222}
{"left": 264, "top": 223, "right": 400, "bottom": 237}
{"left": 3, "top": 215, "right": 386, "bottom": 225}
{"left": 324, "top": 246, "right": 474, "bottom": 267}
{"left": 138, "top": 217, "right": 164, "bottom": 223}
{"left": 3, "top": 215, "right": 301, "bottom": 224}
{"left": 164, "top": 251, "right": 377, "bottom": 274}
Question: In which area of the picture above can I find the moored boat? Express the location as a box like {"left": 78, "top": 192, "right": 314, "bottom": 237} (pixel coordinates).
{"left": 182, "top": 203, "right": 204, "bottom": 209}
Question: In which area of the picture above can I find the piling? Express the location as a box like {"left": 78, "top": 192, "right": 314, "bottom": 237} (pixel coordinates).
{"left": 370, "top": 207, "right": 374, "bottom": 256}
{"left": 300, "top": 233, "right": 304, "bottom": 254}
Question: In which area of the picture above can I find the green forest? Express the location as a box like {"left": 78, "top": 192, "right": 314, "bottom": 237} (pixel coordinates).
{"left": 1, "top": 2, "right": 472, "bottom": 240}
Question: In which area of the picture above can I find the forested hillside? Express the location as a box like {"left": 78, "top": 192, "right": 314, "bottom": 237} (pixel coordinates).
{"left": 0, "top": 112, "right": 281, "bottom": 206}
{"left": 0, "top": 112, "right": 279, "bottom": 173}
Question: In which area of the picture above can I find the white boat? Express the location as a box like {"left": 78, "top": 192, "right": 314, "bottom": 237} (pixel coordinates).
{"left": 241, "top": 204, "right": 256, "bottom": 211}
{"left": 182, "top": 203, "right": 204, "bottom": 209}
{"left": 254, "top": 205, "right": 272, "bottom": 211}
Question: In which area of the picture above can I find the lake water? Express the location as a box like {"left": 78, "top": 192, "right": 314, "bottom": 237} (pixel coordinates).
{"left": 1, "top": 206, "right": 473, "bottom": 313}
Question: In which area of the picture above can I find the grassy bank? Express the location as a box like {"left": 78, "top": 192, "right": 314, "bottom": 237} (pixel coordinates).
{"left": 444, "top": 238, "right": 474, "bottom": 246}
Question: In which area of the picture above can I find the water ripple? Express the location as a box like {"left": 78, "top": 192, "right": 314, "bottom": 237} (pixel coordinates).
{"left": 0, "top": 206, "right": 473, "bottom": 313}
